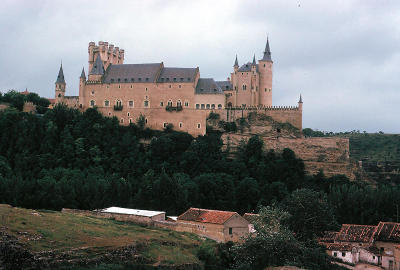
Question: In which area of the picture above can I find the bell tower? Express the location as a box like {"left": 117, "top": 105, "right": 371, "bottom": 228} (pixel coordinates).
{"left": 55, "top": 63, "right": 66, "bottom": 103}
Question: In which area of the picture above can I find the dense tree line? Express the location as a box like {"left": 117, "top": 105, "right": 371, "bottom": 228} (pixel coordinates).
{"left": 1, "top": 104, "right": 400, "bottom": 226}
{"left": 0, "top": 90, "right": 50, "bottom": 113}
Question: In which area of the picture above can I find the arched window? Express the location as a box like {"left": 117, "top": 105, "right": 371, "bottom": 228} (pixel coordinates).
{"left": 144, "top": 100, "right": 149, "bottom": 107}
{"left": 116, "top": 99, "right": 122, "bottom": 107}
{"left": 90, "top": 100, "right": 95, "bottom": 107}
{"left": 177, "top": 100, "right": 182, "bottom": 107}
{"left": 167, "top": 100, "right": 173, "bottom": 107}
{"left": 242, "top": 84, "right": 247, "bottom": 90}
{"left": 218, "top": 104, "right": 222, "bottom": 109}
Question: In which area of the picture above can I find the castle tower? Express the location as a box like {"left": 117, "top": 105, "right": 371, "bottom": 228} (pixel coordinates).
{"left": 233, "top": 55, "right": 239, "bottom": 106}
{"left": 88, "top": 54, "right": 104, "bottom": 81}
{"left": 298, "top": 94, "right": 303, "bottom": 131}
{"left": 79, "top": 67, "right": 86, "bottom": 108}
{"left": 55, "top": 63, "right": 66, "bottom": 103}
{"left": 251, "top": 54, "right": 258, "bottom": 106}
{"left": 258, "top": 38, "right": 273, "bottom": 107}
{"left": 88, "top": 41, "right": 124, "bottom": 73}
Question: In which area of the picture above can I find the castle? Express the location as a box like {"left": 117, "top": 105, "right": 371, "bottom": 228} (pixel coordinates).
{"left": 55, "top": 39, "right": 303, "bottom": 136}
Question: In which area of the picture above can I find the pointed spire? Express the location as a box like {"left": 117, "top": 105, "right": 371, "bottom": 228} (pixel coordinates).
{"left": 262, "top": 37, "right": 272, "bottom": 62}
{"left": 80, "top": 67, "right": 86, "bottom": 79}
{"left": 234, "top": 54, "right": 239, "bottom": 67}
{"left": 252, "top": 54, "right": 256, "bottom": 66}
{"left": 55, "top": 62, "right": 65, "bottom": 84}
{"left": 299, "top": 94, "right": 303, "bottom": 103}
{"left": 90, "top": 54, "right": 104, "bottom": 75}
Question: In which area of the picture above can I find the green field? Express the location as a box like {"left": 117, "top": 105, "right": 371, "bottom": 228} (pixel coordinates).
{"left": 0, "top": 204, "right": 213, "bottom": 268}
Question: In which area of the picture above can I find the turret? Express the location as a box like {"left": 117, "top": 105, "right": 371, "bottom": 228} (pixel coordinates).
{"left": 88, "top": 41, "right": 125, "bottom": 76}
{"left": 298, "top": 94, "right": 303, "bottom": 111}
{"left": 258, "top": 37, "right": 273, "bottom": 106}
{"left": 55, "top": 63, "right": 66, "bottom": 103}
{"left": 234, "top": 54, "right": 239, "bottom": 72}
{"left": 79, "top": 67, "right": 86, "bottom": 109}
{"left": 251, "top": 54, "right": 257, "bottom": 71}
{"left": 88, "top": 54, "right": 104, "bottom": 81}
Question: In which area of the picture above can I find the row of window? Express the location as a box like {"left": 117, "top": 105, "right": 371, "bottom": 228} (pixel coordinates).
{"left": 114, "top": 117, "right": 202, "bottom": 130}
{"left": 89, "top": 99, "right": 190, "bottom": 108}
{"left": 195, "top": 104, "right": 223, "bottom": 110}
{"left": 104, "top": 83, "right": 186, "bottom": 89}
{"left": 108, "top": 77, "right": 192, "bottom": 83}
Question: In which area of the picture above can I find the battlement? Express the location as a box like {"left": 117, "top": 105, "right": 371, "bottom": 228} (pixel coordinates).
{"left": 228, "top": 105, "right": 300, "bottom": 111}
{"left": 88, "top": 41, "right": 125, "bottom": 73}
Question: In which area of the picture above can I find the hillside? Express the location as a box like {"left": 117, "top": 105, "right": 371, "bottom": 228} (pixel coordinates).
{"left": 0, "top": 204, "right": 212, "bottom": 269}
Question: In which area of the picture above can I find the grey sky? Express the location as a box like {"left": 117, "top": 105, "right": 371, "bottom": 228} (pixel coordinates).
{"left": 1, "top": 0, "right": 399, "bottom": 132}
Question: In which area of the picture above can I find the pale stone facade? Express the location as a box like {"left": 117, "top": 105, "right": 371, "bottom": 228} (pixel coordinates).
{"left": 55, "top": 39, "right": 302, "bottom": 137}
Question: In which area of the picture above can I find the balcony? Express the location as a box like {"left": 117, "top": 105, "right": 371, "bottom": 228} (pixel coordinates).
{"left": 165, "top": 105, "right": 183, "bottom": 112}
{"left": 114, "top": 105, "right": 123, "bottom": 111}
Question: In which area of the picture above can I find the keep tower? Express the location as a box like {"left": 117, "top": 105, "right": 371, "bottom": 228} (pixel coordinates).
{"left": 258, "top": 38, "right": 273, "bottom": 107}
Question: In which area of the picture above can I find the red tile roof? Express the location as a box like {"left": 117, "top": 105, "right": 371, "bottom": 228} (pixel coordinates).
{"left": 375, "top": 222, "right": 400, "bottom": 242}
{"left": 324, "top": 243, "right": 352, "bottom": 251}
{"left": 336, "top": 224, "right": 377, "bottom": 243}
{"left": 178, "top": 208, "right": 237, "bottom": 225}
{"left": 243, "top": 213, "right": 260, "bottom": 224}
{"left": 319, "top": 231, "right": 338, "bottom": 243}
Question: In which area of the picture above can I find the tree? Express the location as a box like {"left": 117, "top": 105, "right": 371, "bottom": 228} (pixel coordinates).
{"left": 281, "top": 189, "right": 338, "bottom": 241}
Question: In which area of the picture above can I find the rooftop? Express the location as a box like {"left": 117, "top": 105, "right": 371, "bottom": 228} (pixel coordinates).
{"left": 99, "top": 207, "right": 165, "bottom": 217}
{"left": 195, "top": 78, "right": 223, "bottom": 95}
{"left": 336, "top": 224, "right": 377, "bottom": 243}
{"left": 375, "top": 222, "right": 400, "bottom": 242}
{"left": 178, "top": 208, "right": 237, "bottom": 225}
{"left": 216, "top": 80, "right": 233, "bottom": 91}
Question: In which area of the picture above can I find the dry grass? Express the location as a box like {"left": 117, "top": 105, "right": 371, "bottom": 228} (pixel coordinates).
{"left": 0, "top": 204, "right": 212, "bottom": 265}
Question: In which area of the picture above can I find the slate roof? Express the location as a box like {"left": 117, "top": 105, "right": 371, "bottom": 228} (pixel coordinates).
{"left": 80, "top": 67, "right": 86, "bottom": 79}
{"left": 375, "top": 222, "right": 400, "bottom": 242}
{"left": 56, "top": 64, "right": 65, "bottom": 83}
{"left": 261, "top": 38, "right": 272, "bottom": 62}
{"left": 90, "top": 55, "right": 105, "bottom": 75}
{"left": 157, "top": 67, "right": 197, "bottom": 83}
{"left": 238, "top": 62, "right": 258, "bottom": 72}
{"left": 336, "top": 224, "right": 377, "bottom": 243}
{"left": 195, "top": 78, "right": 224, "bottom": 94}
{"left": 103, "top": 63, "right": 162, "bottom": 83}
{"left": 216, "top": 80, "right": 233, "bottom": 91}
{"left": 178, "top": 208, "right": 237, "bottom": 225}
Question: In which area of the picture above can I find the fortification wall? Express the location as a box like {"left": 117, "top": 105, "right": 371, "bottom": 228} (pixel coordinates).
{"left": 221, "top": 134, "right": 353, "bottom": 179}
{"left": 218, "top": 107, "right": 302, "bottom": 130}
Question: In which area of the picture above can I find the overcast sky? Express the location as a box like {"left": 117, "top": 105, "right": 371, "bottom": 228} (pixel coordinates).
{"left": 0, "top": 0, "right": 399, "bottom": 133}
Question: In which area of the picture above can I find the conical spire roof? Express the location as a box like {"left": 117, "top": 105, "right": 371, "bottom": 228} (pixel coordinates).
{"left": 80, "top": 67, "right": 86, "bottom": 79}
{"left": 299, "top": 94, "right": 303, "bottom": 103}
{"left": 56, "top": 63, "right": 65, "bottom": 84}
{"left": 234, "top": 55, "right": 239, "bottom": 67}
{"left": 261, "top": 38, "right": 272, "bottom": 62}
{"left": 90, "top": 54, "right": 104, "bottom": 75}
{"left": 252, "top": 54, "right": 256, "bottom": 66}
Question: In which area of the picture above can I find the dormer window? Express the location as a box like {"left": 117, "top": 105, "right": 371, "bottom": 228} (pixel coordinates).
{"left": 166, "top": 78, "right": 170, "bottom": 82}
{"left": 180, "top": 78, "right": 184, "bottom": 81}
{"left": 124, "top": 78, "right": 127, "bottom": 82}
{"left": 146, "top": 78, "right": 149, "bottom": 81}
{"left": 131, "top": 78, "right": 134, "bottom": 82}
{"left": 111, "top": 79, "right": 114, "bottom": 83}
{"left": 161, "top": 78, "right": 164, "bottom": 82}
{"left": 226, "top": 86, "right": 229, "bottom": 90}
{"left": 187, "top": 78, "right": 190, "bottom": 81}
{"left": 213, "top": 89, "right": 217, "bottom": 92}
{"left": 118, "top": 78, "right": 121, "bottom": 82}
{"left": 138, "top": 78, "right": 141, "bottom": 81}
{"left": 173, "top": 78, "right": 177, "bottom": 82}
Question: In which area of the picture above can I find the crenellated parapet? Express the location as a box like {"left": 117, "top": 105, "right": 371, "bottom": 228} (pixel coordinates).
{"left": 228, "top": 105, "right": 301, "bottom": 111}
{"left": 88, "top": 41, "right": 124, "bottom": 72}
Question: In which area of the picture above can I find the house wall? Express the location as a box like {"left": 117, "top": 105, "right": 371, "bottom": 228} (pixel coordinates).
{"left": 194, "top": 94, "right": 225, "bottom": 110}
{"left": 223, "top": 214, "right": 250, "bottom": 242}
{"left": 359, "top": 248, "right": 380, "bottom": 265}
{"left": 175, "top": 220, "right": 226, "bottom": 242}
{"left": 394, "top": 246, "right": 400, "bottom": 270}
{"left": 332, "top": 250, "right": 354, "bottom": 263}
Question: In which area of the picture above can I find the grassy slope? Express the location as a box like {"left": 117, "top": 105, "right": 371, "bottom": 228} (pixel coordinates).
{"left": 0, "top": 204, "right": 212, "bottom": 266}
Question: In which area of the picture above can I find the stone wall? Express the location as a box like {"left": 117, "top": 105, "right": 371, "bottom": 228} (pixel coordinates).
{"left": 221, "top": 134, "right": 353, "bottom": 179}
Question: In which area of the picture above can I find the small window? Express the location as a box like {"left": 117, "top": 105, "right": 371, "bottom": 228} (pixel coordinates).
{"left": 169, "top": 85, "right": 171, "bottom": 88}
{"left": 184, "top": 101, "right": 189, "bottom": 107}
{"left": 196, "top": 104, "right": 200, "bottom": 109}
{"left": 166, "top": 78, "right": 170, "bottom": 82}
{"left": 129, "top": 118, "right": 132, "bottom": 124}
{"left": 58, "top": 93, "right": 61, "bottom": 98}
{"left": 242, "top": 104, "right": 246, "bottom": 108}
{"left": 128, "top": 100, "right": 134, "bottom": 107}
{"left": 180, "top": 78, "right": 183, "bottom": 81}
{"left": 163, "top": 122, "right": 168, "bottom": 128}
{"left": 179, "top": 122, "right": 182, "bottom": 128}
{"left": 373, "top": 256, "right": 375, "bottom": 260}
{"left": 160, "top": 101, "right": 164, "bottom": 107}
{"left": 265, "top": 88, "right": 267, "bottom": 92}
{"left": 144, "top": 100, "right": 149, "bottom": 107}
{"left": 333, "top": 252, "right": 337, "bottom": 257}
{"left": 177, "top": 100, "right": 182, "bottom": 107}
{"left": 179, "top": 85, "right": 181, "bottom": 88}
{"left": 201, "top": 104, "right": 205, "bottom": 109}
{"left": 341, "top": 252, "right": 345, "bottom": 257}
{"left": 90, "top": 100, "right": 95, "bottom": 107}
{"left": 173, "top": 78, "right": 176, "bottom": 81}
{"left": 124, "top": 78, "right": 127, "bottom": 82}
{"left": 167, "top": 100, "right": 173, "bottom": 107}
{"left": 120, "top": 118, "right": 124, "bottom": 123}
{"left": 187, "top": 78, "right": 190, "bottom": 81}
{"left": 118, "top": 78, "right": 121, "bottom": 82}
{"left": 161, "top": 78, "right": 164, "bottom": 82}
{"left": 131, "top": 78, "right": 134, "bottom": 82}
{"left": 226, "top": 86, "right": 229, "bottom": 90}
{"left": 127, "top": 112, "right": 130, "bottom": 117}
{"left": 197, "top": 123, "right": 201, "bottom": 129}
{"left": 206, "top": 104, "right": 210, "bottom": 109}
{"left": 211, "top": 104, "right": 215, "bottom": 109}
{"left": 145, "top": 87, "right": 148, "bottom": 91}
{"left": 242, "top": 84, "right": 246, "bottom": 90}
{"left": 118, "top": 85, "right": 121, "bottom": 89}
{"left": 107, "top": 85, "right": 109, "bottom": 88}
{"left": 108, "top": 112, "right": 111, "bottom": 116}
{"left": 218, "top": 104, "right": 222, "bottom": 109}
{"left": 138, "top": 78, "right": 142, "bottom": 81}
{"left": 145, "top": 118, "right": 148, "bottom": 124}
{"left": 229, "top": 228, "right": 232, "bottom": 235}
{"left": 264, "top": 64, "right": 266, "bottom": 67}
{"left": 104, "top": 100, "right": 110, "bottom": 107}
{"left": 146, "top": 78, "right": 149, "bottom": 81}
{"left": 91, "top": 91, "right": 95, "bottom": 95}
{"left": 130, "top": 85, "right": 133, "bottom": 88}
